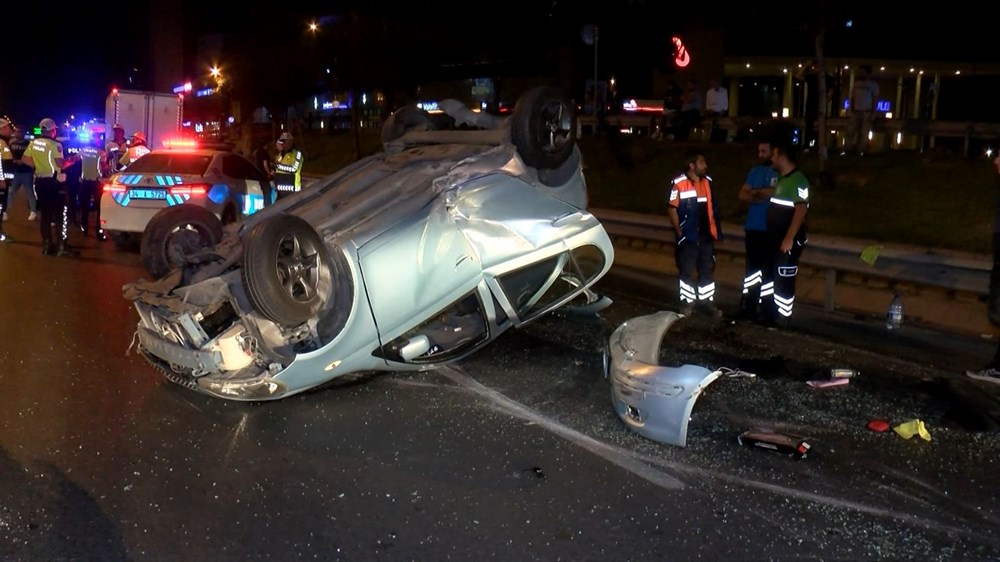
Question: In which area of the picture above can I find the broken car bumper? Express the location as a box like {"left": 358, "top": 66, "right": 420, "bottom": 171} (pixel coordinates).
{"left": 607, "top": 310, "right": 722, "bottom": 447}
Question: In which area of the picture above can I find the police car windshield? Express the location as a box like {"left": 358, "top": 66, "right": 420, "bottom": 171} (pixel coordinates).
{"left": 125, "top": 153, "right": 212, "bottom": 175}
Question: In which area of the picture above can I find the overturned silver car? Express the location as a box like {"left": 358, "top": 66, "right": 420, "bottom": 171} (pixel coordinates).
{"left": 123, "top": 86, "right": 615, "bottom": 401}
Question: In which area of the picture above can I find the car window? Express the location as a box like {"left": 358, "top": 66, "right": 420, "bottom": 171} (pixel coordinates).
{"left": 125, "top": 153, "right": 213, "bottom": 175}
{"left": 223, "top": 155, "right": 266, "bottom": 182}
{"left": 497, "top": 244, "right": 607, "bottom": 322}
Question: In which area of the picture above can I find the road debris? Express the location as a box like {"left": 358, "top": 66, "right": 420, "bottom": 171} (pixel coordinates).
{"left": 866, "top": 419, "right": 891, "bottom": 432}
{"left": 893, "top": 418, "right": 932, "bottom": 441}
{"left": 807, "top": 378, "right": 850, "bottom": 388}
{"left": 737, "top": 428, "right": 812, "bottom": 459}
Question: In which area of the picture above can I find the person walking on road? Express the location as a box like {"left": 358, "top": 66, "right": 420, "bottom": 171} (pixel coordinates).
{"left": 759, "top": 140, "right": 809, "bottom": 326}
{"left": 21, "top": 118, "right": 80, "bottom": 256}
{"left": 738, "top": 141, "right": 778, "bottom": 320}
{"left": 667, "top": 151, "right": 723, "bottom": 317}
{"left": 967, "top": 152, "right": 1000, "bottom": 383}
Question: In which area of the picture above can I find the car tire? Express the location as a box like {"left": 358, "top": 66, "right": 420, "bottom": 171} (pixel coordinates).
{"left": 141, "top": 205, "right": 224, "bottom": 279}
{"left": 242, "top": 214, "right": 330, "bottom": 327}
{"left": 511, "top": 86, "right": 578, "bottom": 169}
{"left": 381, "top": 105, "right": 436, "bottom": 148}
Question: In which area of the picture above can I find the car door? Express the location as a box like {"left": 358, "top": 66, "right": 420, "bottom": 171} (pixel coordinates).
{"left": 222, "top": 155, "right": 266, "bottom": 215}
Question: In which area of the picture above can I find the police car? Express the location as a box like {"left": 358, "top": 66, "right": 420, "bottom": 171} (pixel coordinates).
{"left": 101, "top": 139, "right": 270, "bottom": 275}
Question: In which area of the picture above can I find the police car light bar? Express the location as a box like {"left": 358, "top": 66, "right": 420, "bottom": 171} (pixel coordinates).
{"left": 163, "top": 138, "right": 199, "bottom": 149}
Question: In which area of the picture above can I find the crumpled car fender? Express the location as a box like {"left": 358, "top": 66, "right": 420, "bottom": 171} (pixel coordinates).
{"left": 607, "top": 310, "right": 721, "bottom": 447}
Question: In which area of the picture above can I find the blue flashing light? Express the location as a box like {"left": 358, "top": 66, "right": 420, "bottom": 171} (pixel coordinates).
{"left": 207, "top": 184, "right": 229, "bottom": 204}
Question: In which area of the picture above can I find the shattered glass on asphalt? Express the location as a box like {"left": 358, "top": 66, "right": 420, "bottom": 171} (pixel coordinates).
{"left": 409, "top": 297, "right": 1000, "bottom": 561}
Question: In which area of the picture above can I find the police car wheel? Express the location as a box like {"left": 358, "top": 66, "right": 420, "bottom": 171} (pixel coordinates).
{"left": 141, "top": 205, "right": 224, "bottom": 280}
{"left": 242, "top": 214, "right": 331, "bottom": 327}
{"left": 511, "top": 86, "right": 578, "bottom": 169}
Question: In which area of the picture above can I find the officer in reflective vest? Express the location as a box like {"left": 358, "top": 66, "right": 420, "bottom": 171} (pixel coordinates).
{"left": 78, "top": 139, "right": 109, "bottom": 240}
{"left": 21, "top": 118, "right": 80, "bottom": 256}
{"left": 760, "top": 141, "right": 809, "bottom": 326}
{"left": 119, "top": 131, "right": 151, "bottom": 168}
{"left": 273, "top": 132, "right": 302, "bottom": 200}
{"left": 667, "top": 151, "right": 723, "bottom": 317}
{"left": 0, "top": 117, "right": 13, "bottom": 241}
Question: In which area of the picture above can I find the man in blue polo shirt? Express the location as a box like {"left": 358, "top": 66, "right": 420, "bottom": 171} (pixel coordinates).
{"left": 738, "top": 141, "right": 778, "bottom": 320}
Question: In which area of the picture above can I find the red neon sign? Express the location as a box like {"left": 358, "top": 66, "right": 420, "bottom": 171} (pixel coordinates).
{"left": 672, "top": 36, "right": 690, "bottom": 68}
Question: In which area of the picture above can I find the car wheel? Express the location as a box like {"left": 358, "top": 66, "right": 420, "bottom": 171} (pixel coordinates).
{"left": 511, "top": 86, "right": 578, "bottom": 169}
{"left": 381, "top": 105, "right": 436, "bottom": 148}
{"left": 141, "top": 205, "right": 224, "bottom": 279}
{"left": 242, "top": 214, "right": 330, "bottom": 327}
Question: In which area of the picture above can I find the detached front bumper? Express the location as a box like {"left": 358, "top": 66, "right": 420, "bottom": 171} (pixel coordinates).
{"left": 607, "top": 310, "right": 721, "bottom": 447}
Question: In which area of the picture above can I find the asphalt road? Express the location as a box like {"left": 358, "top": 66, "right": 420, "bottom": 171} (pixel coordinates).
{"left": 0, "top": 205, "right": 998, "bottom": 561}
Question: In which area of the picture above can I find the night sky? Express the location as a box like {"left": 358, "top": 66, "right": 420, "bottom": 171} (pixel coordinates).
{"left": 2, "top": 1, "right": 997, "bottom": 129}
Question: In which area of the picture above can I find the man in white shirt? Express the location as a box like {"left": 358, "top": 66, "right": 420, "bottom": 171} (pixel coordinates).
{"left": 845, "top": 65, "right": 880, "bottom": 155}
{"left": 705, "top": 79, "right": 729, "bottom": 142}
{"left": 705, "top": 79, "right": 729, "bottom": 115}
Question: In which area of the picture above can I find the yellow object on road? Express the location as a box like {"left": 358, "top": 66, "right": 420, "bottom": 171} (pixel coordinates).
{"left": 893, "top": 418, "right": 932, "bottom": 441}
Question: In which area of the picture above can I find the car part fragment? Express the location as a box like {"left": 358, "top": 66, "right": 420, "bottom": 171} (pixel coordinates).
{"left": 607, "top": 310, "right": 721, "bottom": 447}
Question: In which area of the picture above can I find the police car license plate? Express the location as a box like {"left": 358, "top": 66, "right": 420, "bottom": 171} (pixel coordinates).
{"left": 131, "top": 188, "right": 168, "bottom": 200}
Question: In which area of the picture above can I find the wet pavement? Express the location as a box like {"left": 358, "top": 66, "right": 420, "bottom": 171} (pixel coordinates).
{"left": 0, "top": 198, "right": 998, "bottom": 561}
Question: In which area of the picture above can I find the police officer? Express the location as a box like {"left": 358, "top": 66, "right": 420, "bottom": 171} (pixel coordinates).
{"left": 273, "top": 132, "right": 303, "bottom": 201}
{"left": 21, "top": 118, "right": 79, "bottom": 256}
{"left": 737, "top": 141, "right": 778, "bottom": 320}
{"left": 78, "top": 138, "right": 109, "bottom": 240}
{"left": 119, "top": 131, "right": 150, "bottom": 168}
{"left": 760, "top": 140, "right": 810, "bottom": 326}
{"left": 667, "top": 151, "right": 723, "bottom": 317}
{"left": 107, "top": 124, "right": 128, "bottom": 172}
{"left": 0, "top": 117, "right": 13, "bottom": 241}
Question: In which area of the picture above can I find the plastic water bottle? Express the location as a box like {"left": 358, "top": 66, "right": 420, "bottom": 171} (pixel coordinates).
{"left": 886, "top": 294, "right": 903, "bottom": 330}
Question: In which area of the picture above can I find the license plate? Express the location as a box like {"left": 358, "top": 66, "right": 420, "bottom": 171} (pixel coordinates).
{"left": 131, "top": 188, "right": 167, "bottom": 200}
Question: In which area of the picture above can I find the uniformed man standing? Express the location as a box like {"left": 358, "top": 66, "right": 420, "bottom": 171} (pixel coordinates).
{"left": 119, "top": 131, "right": 150, "bottom": 169}
{"left": 737, "top": 141, "right": 778, "bottom": 320}
{"left": 667, "top": 151, "right": 723, "bottom": 317}
{"left": 760, "top": 141, "right": 810, "bottom": 326}
{"left": 21, "top": 118, "right": 79, "bottom": 256}
{"left": 78, "top": 139, "right": 109, "bottom": 240}
{"left": 107, "top": 124, "right": 128, "bottom": 172}
{"left": 0, "top": 117, "right": 14, "bottom": 241}
{"left": 273, "top": 132, "right": 303, "bottom": 201}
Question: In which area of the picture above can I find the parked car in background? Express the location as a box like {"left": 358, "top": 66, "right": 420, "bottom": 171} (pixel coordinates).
{"left": 101, "top": 140, "right": 270, "bottom": 277}
{"left": 122, "top": 86, "right": 615, "bottom": 401}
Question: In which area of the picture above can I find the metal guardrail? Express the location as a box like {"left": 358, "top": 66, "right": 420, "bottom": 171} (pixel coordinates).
{"left": 591, "top": 208, "right": 990, "bottom": 311}
{"left": 303, "top": 175, "right": 989, "bottom": 308}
